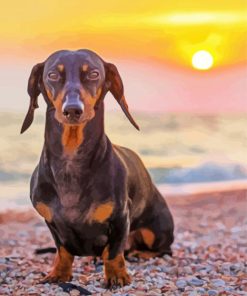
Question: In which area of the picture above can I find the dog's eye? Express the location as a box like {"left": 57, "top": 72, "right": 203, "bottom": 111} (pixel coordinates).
{"left": 48, "top": 71, "right": 60, "bottom": 81}
{"left": 87, "top": 70, "right": 100, "bottom": 80}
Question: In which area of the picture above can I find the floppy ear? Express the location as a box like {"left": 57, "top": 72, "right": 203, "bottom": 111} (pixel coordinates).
{"left": 104, "top": 62, "right": 139, "bottom": 130}
{"left": 20, "top": 62, "right": 44, "bottom": 134}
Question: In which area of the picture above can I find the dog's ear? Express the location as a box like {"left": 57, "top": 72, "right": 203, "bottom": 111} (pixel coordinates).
{"left": 20, "top": 62, "right": 44, "bottom": 134}
{"left": 104, "top": 62, "right": 139, "bottom": 130}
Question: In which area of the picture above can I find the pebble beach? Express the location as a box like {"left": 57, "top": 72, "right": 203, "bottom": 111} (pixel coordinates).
{"left": 0, "top": 189, "right": 246, "bottom": 296}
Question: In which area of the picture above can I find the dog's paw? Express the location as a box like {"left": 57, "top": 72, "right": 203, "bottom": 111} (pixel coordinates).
{"left": 102, "top": 249, "right": 131, "bottom": 288}
{"left": 40, "top": 271, "right": 72, "bottom": 283}
{"left": 105, "top": 269, "right": 131, "bottom": 288}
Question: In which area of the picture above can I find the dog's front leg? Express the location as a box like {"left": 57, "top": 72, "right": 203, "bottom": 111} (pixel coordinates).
{"left": 102, "top": 213, "right": 131, "bottom": 288}
{"left": 41, "top": 246, "right": 74, "bottom": 283}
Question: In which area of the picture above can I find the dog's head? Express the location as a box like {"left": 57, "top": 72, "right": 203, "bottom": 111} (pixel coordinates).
{"left": 21, "top": 49, "right": 139, "bottom": 133}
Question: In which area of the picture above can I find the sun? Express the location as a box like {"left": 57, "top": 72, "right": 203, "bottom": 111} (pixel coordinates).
{"left": 192, "top": 50, "right": 214, "bottom": 70}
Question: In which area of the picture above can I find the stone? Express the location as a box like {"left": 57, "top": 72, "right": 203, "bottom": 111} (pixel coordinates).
{"left": 211, "top": 279, "right": 226, "bottom": 288}
{"left": 208, "top": 289, "right": 218, "bottom": 296}
{"left": 187, "top": 277, "right": 205, "bottom": 287}
{"left": 183, "top": 266, "right": 193, "bottom": 274}
{"left": 196, "top": 287, "right": 206, "bottom": 294}
{"left": 176, "top": 279, "right": 187, "bottom": 289}
{"left": 70, "top": 289, "right": 80, "bottom": 296}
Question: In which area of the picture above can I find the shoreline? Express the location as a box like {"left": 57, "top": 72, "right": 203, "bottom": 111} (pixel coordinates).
{"left": 1, "top": 179, "right": 247, "bottom": 213}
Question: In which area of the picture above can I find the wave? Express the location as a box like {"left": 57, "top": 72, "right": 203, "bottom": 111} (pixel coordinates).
{"left": 149, "top": 162, "right": 247, "bottom": 184}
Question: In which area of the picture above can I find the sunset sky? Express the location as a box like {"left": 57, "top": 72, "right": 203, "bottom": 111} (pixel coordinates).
{"left": 0, "top": 0, "right": 246, "bottom": 113}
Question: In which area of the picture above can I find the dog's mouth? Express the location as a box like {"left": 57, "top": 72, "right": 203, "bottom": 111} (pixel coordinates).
{"left": 53, "top": 98, "right": 95, "bottom": 126}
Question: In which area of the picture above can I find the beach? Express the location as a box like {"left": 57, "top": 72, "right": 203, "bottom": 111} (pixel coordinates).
{"left": 0, "top": 112, "right": 247, "bottom": 294}
{"left": 0, "top": 0, "right": 246, "bottom": 293}
{"left": 0, "top": 188, "right": 246, "bottom": 295}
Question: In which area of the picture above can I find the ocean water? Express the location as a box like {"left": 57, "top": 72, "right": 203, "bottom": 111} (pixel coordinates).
{"left": 1, "top": 111, "right": 247, "bottom": 210}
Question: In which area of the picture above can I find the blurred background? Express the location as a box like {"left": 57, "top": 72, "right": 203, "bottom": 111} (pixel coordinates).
{"left": 0, "top": 0, "right": 247, "bottom": 210}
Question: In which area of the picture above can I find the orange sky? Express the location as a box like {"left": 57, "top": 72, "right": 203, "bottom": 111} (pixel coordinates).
{"left": 0, "top": 0, "right": 246, "bottom": 67}
{"left": 0, "top": 1, "right": 246, "bottom": 112}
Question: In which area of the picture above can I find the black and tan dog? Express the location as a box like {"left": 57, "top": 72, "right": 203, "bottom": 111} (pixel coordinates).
{"left": 21, "top": 49, "right": 174, "bottom": 288}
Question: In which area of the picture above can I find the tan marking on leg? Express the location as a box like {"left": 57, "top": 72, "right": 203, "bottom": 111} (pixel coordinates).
{"left": 42, "top": 246, "right": 74, "bottom": 283}
{"left": 62, "top": 124, "right": 86, "bottom": 154}
{"left": 102, "top": 246, "right": 131, "bottom": 288}
{"left": 140, "top": 228, "right": 155, "bottom": 249}
{"left": 125, "top": 229, "right": 143, "bottom": 252}
{"left": 36, "top": 202, "right": 53, "bottom": 222}
{"left": 91, "top": 202, "right": 114, "bottom": 223}
{"left": 82, "top": 64, "right": 88, "bottom": 72}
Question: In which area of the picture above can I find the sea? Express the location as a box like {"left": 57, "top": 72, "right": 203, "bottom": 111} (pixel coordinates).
{"left": 1, "top": 111, "right": 247, "bottom": 211}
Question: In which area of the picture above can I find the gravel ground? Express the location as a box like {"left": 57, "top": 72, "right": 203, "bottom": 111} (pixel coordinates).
{"left": 0, "top": 190, "right": 247, "bottom": 295}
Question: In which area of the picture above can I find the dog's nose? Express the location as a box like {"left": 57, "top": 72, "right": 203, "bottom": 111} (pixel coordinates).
{"left": 62, "top": 92, "right": 83, "bottom": 121}
{"left": 63, "top": 105, "right": 83, "bottom": 119}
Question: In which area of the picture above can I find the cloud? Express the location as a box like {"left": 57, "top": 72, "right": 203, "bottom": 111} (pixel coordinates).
{"left": 149, "top": 11, "right": 247, "bottom": 26}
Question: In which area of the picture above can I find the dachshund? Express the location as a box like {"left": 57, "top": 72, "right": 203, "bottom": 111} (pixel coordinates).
{"left": 21, "top": 49, "right": 174, "bottom": 288}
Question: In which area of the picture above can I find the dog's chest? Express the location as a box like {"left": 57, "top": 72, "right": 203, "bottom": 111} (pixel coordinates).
{"left": 51, "top": 202, "right": 112, "bottom": 256}
{"left": 47, "top": 158, "right": 114, "bottom": 255}
{"left": 52, "top": 159, "right": 88, "bottom": 208}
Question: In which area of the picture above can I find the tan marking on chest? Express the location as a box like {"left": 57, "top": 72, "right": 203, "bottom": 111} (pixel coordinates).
{"left": 36, "top": 202, "right": 53, "bottom": 222}
{"left": 62, "top": 124, "right": 86, "bottom": 154}
{"left": 140, "top": 228, "right": 155, "bottom": 248}
{"left": 90, "top": 202, "right": 114, "bottom": 223}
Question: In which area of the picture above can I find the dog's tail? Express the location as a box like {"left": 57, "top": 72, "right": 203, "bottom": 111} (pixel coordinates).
{"left": 34, "top": 247, "right": 57, "bottom": 254}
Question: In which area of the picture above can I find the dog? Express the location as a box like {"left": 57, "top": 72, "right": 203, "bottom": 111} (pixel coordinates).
{"left": 21, "top": 49, "right": 174, "bottom": 288}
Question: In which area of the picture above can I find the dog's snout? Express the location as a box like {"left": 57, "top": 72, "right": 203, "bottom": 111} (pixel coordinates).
{"left": 63, "top": 105, "right": 82, "bottom": 118}
{"left": 62, "top": 92, "right": 83, "bottom": 122}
